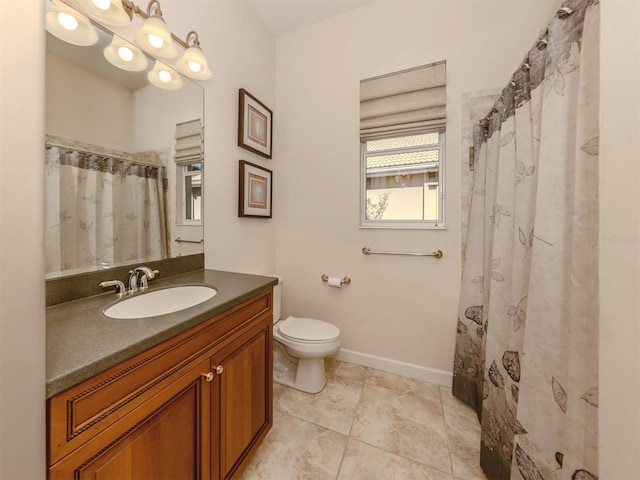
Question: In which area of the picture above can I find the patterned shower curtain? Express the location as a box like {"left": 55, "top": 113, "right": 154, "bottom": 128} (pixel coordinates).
{"left": 45, "top": 145, "right": 167, "bottom": 276}
{"left": 452, "top": 1, "right": 599, "bottom": 479}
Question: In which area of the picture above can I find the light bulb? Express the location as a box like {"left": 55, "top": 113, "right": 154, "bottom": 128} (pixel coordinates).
{"left": 188, "top": 60, "right": 202, "bottom": 73}
{"left": 104, "top": 36, "right": 147, "bottom": 71}
{"left": 158, "top": 70, "right": 171, "bottom": 83}
{"left": 147, "top": 61, "right": 182, "bottom": 89}
{"left": 91, "top": 0, "right": 111, "bottom": 10}
{"left": 57, "top": 12, "right": 78, "bottom": 30}
{"left": 148, "top": 33, "right": 164, "bottom": 49}
{"left": 117, "top": 46, "right": 133, "bottom": 62}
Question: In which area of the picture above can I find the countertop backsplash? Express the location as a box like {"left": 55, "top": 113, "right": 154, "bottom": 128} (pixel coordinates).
{"left": 45, "top": 253, "right": 205, "bottom": 307}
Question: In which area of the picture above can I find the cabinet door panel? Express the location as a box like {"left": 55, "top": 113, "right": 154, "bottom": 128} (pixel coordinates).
{"left": 217, "top": 320, "right": 272, "bottom": 479}
{"left": 50, "top": 359, "right": 211, "bottom": 480}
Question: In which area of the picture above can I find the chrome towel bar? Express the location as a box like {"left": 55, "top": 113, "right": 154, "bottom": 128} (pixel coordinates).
{"left": 175, "top": 237, "right": 204, "bottom": 244}
{"left": 362, "top": 246, "right": 443, "bottom": 258}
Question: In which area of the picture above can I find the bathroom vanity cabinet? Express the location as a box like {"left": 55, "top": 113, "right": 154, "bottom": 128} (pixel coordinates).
{"left": 47, "top": 289, "right": 273, "bottom": 479}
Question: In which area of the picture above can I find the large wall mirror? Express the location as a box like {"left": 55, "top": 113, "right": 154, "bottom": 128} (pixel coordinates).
{"left": 45, "top": 12, "right": 204, "bottom": 279}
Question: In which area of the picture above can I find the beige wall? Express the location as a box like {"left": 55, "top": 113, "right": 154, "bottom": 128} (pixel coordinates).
{"left": 273, "top": 0, "right": 558, "bottom": 380}
{"left": 161, "top": 1, "right": 277, "bottom": 276}
{"left": 0, "top": 0, "right": 46, "bottom": 477}
{"left": 599, "top": 1, "right": 640, "bottom": 478}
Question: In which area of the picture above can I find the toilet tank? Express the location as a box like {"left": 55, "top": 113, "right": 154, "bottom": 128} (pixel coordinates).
{"left": 270, "top": 275, "right": 283, "bottom": 322}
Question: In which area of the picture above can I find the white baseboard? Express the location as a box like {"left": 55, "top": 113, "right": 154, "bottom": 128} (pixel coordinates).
{"left": 335, "top": 348, "right": 453, "bottom": 387}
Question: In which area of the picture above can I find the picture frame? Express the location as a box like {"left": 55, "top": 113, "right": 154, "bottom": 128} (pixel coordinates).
{"left": 238, "top": 160, "right": 272, "bottom": 218}
{"left": 238, "top": 88, "right": 273, "bottom": 159}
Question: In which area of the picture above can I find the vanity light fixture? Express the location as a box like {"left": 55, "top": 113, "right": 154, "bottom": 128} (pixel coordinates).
{"left": 175, "top": 31, "right": 212, "bottom": 81}
{"left": 47, "top": 0, "right": 213, "bottom": 87}
{"left": 65, "top": 0, "right": 131, "bottom": 27}
{"left": 103, "top": 35, "right": 148, "bottom": 71}
{"left": 147, "top": 60, "right": 183, "bottom": 90}
{"left": 133, "top": 0, "right": 177, "bottom": 59}
{"left": 46, "top": 0, "right": 98, "bottom": 46}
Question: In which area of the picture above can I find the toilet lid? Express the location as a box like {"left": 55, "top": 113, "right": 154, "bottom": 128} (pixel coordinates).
{"left": 277, "top": 316, "right": 340, "bottom": 342}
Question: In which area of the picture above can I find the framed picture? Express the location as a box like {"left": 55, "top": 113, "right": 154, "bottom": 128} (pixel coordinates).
{"left": 238, "top": 160, "right": 272, "bottom": 218}
{"left": 238, "top": 88, "right": 273, "bottom": 159}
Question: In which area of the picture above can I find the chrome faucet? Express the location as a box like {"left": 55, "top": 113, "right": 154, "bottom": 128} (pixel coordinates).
{"left": 128, "top": 266, "right": 157, "bottom": 292}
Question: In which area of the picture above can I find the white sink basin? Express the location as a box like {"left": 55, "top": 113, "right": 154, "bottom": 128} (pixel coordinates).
{"left": 104, "top": 285, "right": 217, "bottom": 319}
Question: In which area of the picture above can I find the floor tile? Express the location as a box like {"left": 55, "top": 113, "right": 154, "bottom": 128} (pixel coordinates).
{"left": 274, "top": 375, "right": 363, "bottom": 435}
{"left": 325, "top": 358, "right": 371, "bottom": 385}
{"left": 350, "top": 384, "right": 452, "bottom": 474}
{"left": 337, "top": 438, "right": 453, "bottom": 480}
{"left": 243, "top": 361, "right": 490, "bottom": 479}
{"left": 367, "top": 369, "right": 443, "bottom": 404}
{"left": 240, "top": 408, "right": 348, "bottom": 480}
{"left": 440, "top": 388, "right": 487, "bottom": 480}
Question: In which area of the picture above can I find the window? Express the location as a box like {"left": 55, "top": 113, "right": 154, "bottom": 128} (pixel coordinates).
{"left": 178, "top": 162, "right": 202, "bottom": 224}
{"left": 362, "top": 132, "right": 444, "bottom": 226}
{"left": 174, "top": 119, "right": 203, "bottom": 225}
{"left": 360, "top": 61, "right": 446, "bottom": 228}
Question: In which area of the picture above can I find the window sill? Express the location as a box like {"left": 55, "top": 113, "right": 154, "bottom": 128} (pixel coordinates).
{"left": 359, "top": 222, "right": 447, "bottom": 230}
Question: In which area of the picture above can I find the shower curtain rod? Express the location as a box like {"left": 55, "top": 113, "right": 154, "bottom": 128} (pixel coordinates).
{"left": 45, "top": 140, "right": 163, "bottom": 169}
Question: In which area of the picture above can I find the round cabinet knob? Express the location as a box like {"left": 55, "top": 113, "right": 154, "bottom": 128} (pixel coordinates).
{"left": 203, "top": 372, "right": 214, "bottom": 382}
{"left": 215, "top": 365, "right": 224, "bottom": 375}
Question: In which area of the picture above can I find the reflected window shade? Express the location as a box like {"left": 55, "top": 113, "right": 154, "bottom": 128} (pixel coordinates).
{"left": 360, "top": 61, "right": 446, "bottom": 141}
{"left": 174, "top": 119, "right": 203, "bottom": 166}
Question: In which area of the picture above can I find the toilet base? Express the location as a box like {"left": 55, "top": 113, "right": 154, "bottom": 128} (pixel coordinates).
{"left": 273, "top": 343, "right": 327, "bottom": 394}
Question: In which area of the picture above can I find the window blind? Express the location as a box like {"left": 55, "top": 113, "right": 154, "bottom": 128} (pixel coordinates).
{"left": 360, "top": 61, "right": 446, "bottom": 141}
{"left": 174, "top": 119, "right": 203, "bottom": 166}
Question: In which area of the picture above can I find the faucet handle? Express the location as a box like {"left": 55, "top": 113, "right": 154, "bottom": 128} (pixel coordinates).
{"left": 99, "top": 280, "right": 127, "bottom": 295}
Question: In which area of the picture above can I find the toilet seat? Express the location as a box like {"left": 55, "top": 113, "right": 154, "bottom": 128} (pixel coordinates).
{"left": 277, "top": 316, "right": 340, "bottom": 344}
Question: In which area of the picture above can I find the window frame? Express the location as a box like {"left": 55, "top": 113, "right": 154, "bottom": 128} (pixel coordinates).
{"left": 359, "top": 131, "right": 446, "bottom": 230}
{"left": 176, "top": 162, "right": 203, "bottom": 226}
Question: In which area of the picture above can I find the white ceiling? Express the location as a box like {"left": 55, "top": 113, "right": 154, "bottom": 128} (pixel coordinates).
{"left": 247, "top": 0, "right": 374, "bottom": 36}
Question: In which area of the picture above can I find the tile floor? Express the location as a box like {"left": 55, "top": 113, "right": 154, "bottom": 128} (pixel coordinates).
{"left": 241, "top": 359, "right": 488, "bottom": 480}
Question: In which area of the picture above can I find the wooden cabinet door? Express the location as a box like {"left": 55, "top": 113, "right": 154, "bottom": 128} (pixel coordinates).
{"left": 213, "top": 318, "right": 272, "bottom": 479}
{"left": 49, "top": 358, "right": 211, "bottom": 480}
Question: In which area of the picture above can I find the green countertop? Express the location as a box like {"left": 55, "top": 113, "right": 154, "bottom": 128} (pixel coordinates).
{"left": 46, "top": 269, "right": 277, "bottom": 398}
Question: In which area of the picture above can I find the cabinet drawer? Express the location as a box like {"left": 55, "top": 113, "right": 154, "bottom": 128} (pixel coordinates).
{"left": 48, "top": 289, "right": 272, "bottom": 465}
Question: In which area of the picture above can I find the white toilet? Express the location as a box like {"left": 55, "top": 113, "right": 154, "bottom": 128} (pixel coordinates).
{"left": 271, "top": 276, "right": 341, "bottom": 393}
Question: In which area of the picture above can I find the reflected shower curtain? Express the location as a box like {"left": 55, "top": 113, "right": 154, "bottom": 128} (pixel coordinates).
{"left": 452, "top": 1, "right": 599, "bottom": 479}
{"left": 45, "top": 145, "right": 167, "bottom": 276}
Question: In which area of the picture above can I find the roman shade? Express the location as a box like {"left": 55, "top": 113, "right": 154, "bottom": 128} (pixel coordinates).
{"left": 360, "top": 61, "right": 446, "bottom": 141}
{"left": 174, "top": 119, "right": 203, "bottom": 166}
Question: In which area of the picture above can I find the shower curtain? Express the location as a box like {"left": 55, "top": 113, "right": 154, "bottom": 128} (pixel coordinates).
{"left": 452, "top": 1, "right": 599, "bottom": 479}
{"left": 45, "top": 145, "right": 167, "bottom": 276}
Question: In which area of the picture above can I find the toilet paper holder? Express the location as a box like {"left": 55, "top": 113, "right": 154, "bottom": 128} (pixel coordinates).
{"left": 321, "top": 274, "right": 351, "bottom": 285}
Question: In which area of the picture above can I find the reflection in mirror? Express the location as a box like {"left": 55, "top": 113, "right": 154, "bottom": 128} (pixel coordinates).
{"left": 45, "top": 15, "right": 204, "bottom": 279}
